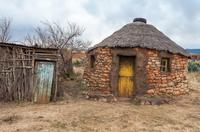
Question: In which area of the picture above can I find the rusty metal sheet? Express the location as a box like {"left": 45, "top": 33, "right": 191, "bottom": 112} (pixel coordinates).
{"left": 34, "top": 61, "right": 55, "bottom": 103}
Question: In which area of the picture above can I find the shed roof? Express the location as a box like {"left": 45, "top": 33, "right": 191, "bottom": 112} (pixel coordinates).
{"left": 89, "top": 19, "right": 189, "bottom": 56}
{"left": 0, "top": 42, "right": 58, "bottom": 50}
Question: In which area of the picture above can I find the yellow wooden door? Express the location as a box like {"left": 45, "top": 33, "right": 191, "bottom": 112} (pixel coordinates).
{"left": 118, "top": 56, "right": 135, "bottom": 97}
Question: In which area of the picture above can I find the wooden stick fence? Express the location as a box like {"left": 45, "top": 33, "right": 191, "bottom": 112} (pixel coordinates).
{"left": 0, "top": 46, "right": 34, "bottom": 101}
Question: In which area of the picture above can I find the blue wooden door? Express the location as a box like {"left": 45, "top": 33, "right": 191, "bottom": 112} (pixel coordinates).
{"left": 34, "top": 61, "right": 55, "bottom": 103}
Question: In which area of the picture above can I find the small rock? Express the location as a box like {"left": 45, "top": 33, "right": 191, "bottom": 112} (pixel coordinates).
{"left": 145, "top": 100, "right": 151, "bottom": 105}
{"left": 99, "top": 98, "right": 107, "bottom": 102}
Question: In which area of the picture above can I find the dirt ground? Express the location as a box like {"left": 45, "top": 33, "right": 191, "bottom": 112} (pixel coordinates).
{"left": 0, "top": 73, "right": 200, "bottom": 132}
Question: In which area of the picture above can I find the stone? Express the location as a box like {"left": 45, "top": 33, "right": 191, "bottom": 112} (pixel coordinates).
{"left": 98, "top": 98, "right": 107, "bottom": 102}
{"left": 168, "top": 82, "right": 174, "bottom": 87}
{"left": 173, "top": 91, "right": 181, "bottom": 96}
{"left": 84, "top": 47, "right": 188, "bottom": 98}
{"left": 159, "top": 88, "right": 166, "bottom": 93}
{"left": 147, "top": 89, "right": 155, "bottom": 94}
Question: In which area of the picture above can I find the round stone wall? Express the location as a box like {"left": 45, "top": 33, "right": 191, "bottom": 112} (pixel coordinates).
{"left": 83, "top": 47, "right": 189, "bottom": 97}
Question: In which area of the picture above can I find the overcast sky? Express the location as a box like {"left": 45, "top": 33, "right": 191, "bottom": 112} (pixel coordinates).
{"left": 0, "top": 0, "right": 199, "bottom": 48}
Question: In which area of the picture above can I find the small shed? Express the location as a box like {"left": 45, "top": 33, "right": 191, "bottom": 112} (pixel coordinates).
{"left": 0, "top": 42, "right": 59, "bottom": 103}
{"left": 83, "top": 18, "right": 189, "bottom": 98}
{"left": 186, "top": 49, "right": 200, "bottom": 60}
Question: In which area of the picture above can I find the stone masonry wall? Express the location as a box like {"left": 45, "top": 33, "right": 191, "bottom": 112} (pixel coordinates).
{"left": 146, "top": 50, "right": 189, "bottom": 96}
{"left": 84, "top": 47, "right": 189, "bottom": 97}
{"left": 83, "top": 48, "right": 112, "bottom": 94}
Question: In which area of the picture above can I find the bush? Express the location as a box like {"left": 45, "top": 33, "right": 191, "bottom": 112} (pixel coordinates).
{"left": 188, "top": 61, "right": 200, "bottom": 72}
{"left": 73, "top": 60, "right": 83, "bottom": 67}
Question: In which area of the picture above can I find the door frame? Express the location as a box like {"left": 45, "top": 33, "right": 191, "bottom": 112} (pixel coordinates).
{"left": 110, "top": 49, "right": 139, "bottom": 98}
{"left": 33, "top": 60, "right": 57, "bottom": 103}
{"left": 117, "top": 55, "right": 136, "bottom": 97}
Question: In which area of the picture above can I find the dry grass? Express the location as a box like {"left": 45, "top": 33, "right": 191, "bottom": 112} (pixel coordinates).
{"left": 0, "top": 73, "right": 199, "bottom": 132}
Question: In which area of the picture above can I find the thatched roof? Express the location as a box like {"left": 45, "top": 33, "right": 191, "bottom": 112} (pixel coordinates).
{"left": 89, "top": 19, "right": 189, "bottom": 56}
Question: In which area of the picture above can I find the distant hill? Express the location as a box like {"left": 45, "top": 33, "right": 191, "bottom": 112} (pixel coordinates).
{"left": 186, "top": 49, "right": 200, "bottom": 54}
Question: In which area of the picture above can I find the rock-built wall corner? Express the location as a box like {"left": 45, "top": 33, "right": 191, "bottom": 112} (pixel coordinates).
{"left": 146, "top": 50, "right": 189, "bottom": 96}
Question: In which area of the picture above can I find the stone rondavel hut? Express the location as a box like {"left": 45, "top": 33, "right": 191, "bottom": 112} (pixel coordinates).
{"left": 83, "top": 18, "right": 189, "bottom": 98}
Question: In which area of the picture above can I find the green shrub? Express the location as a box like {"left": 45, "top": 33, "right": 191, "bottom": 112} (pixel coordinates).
{"left": 73, "top": 60, "right": 83, "bottom": 67}
{"left": 188, "top": 61, "right": 200, "bottom": 72}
